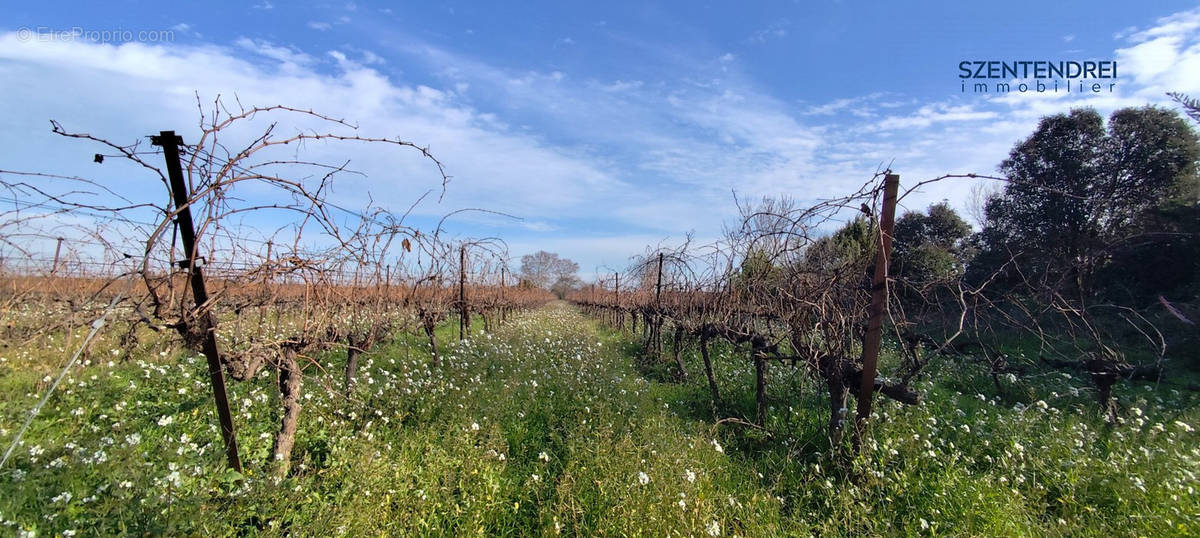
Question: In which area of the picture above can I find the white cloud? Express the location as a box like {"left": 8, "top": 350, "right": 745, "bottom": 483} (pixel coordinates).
{"left": 235, "top": 37, "right": 314, "bottom": 68}
{"left": 0, "top": 34, "right": 627, "bottom": 260}
{"left": 747, "top": 19, "right": 789, "bottom": 44}
{"left": 359, "top": 50, "right": 384, "bottom": 65}
{"left": 1115, "top": 12, "right": 1200, "bottom": 94}
{"left": 598, "top": 79, "right": 643, "bottom": 92}
{"left": 872, "top": 104, "right": 998, "bottom": 131}
{"left": 804, "top": 92, "right": 888, "bottom": 116}
{"left": 1122, "top": 7, "right": 1200, "bottom": 43}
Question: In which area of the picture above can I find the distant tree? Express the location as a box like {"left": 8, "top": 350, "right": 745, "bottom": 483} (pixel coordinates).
{"left": 892, "top": 202, "right": 974, "bottom": 290}
{"left": 731, "top": 248, "right": 781, "bottom": 293}
{"left": 802, "top": 216, "right": 877, "bottom": 276}
{"left": 550, "top": 275, "right": 583, "bottom": 299}
{"left": 520, "top": 250, "right": 580, "bottom": 290}
{"left": 970, "top": 106, "right": 1199, "bottom": 302}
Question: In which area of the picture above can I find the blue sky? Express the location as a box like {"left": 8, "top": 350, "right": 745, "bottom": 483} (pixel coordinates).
{"left": 2, "top": 1, "right": 1199, "bottom": 280}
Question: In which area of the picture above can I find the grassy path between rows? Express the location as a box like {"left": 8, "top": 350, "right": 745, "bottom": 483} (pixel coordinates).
{"left": 0, "top": 301, "right": 1197, "bottom": 536}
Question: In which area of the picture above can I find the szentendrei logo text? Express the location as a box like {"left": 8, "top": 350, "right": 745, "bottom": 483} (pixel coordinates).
{"left": 958, "top": 60, "right": 1118, "bottom": 94}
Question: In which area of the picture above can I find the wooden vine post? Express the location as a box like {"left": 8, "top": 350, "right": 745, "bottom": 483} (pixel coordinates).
{"left": 614, "top": 272, "right": 621, "bottom": 329}
{"left": 854, "top": 172, "right": 900, "bottom": 444}
{"left": 459, "top": 244, "right": 467, "bottom": 340}
{"left": 655, "top": 252, "right": 664, "bottom": 355}
{"left": 151, "top": 130, "right": 243, "bottom": 472}
{"left": 51, "top": 237, "right": 64, "bottom": 275}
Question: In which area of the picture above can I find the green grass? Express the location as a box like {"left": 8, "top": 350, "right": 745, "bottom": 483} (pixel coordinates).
{"left": 0, "top": 302, "right": 1197, "bottom": 536}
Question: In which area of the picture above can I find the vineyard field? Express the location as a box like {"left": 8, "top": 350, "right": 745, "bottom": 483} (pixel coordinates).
{"left": 1, "top": 302, "right": 1196, "bottom": 536}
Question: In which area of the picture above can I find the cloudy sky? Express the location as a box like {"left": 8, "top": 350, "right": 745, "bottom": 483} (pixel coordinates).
{"left": 2, "top": 1, "right": 1198, "bottom": 279}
